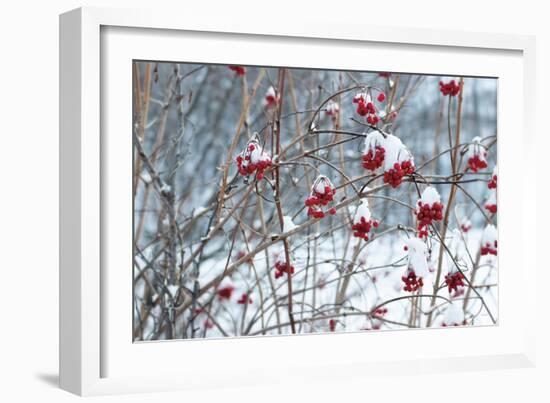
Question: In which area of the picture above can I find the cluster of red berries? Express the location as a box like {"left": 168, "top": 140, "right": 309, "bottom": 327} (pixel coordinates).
{"left": 228, "top": 65, "right": 246, "bottom": 76}
{"left": 481, "top": 240, "right": 498, "bottom": 256}
{"left": 445, "top": 271, "right": 465, "bottom": 293}
{"left": 485, "top": 202, "right": 497, "bottom": 214}
{"left": 379, "top": 72, "right": 391, "bottom": 78}
{"left": 383, "top": 160, "right": 415, "bottom": 188}
{"left": 236, "top": 142, "right": 272, "bottom": 180}
{"left": 439, "top": 80, "right": 461, "bottom": 96}
{"left": 305, "top": 177, "right": 337, "bottom": 219}
{"left": 237, "top": 293, "right": 253, "bottom": 305}
{"left": 329, "top": 319, "right": 336, "bottom": 332}
{"left": 488, "top": 173, "right": 497, "bottom": 189}
{"left": 353, "top": 93, "right": 384, "bottom": 125}
{"left": 362, "top": 145, "right": 385, "bottom": 171}
{"left": 373, "top": 307, "right": 388, "bottom": 317}
{"left": 460, "top": 222, "right": 472, "bottom": 233}
{"left": 274, "top": 261, "right": 295, "bottom": 279}
{"left": 217, "top": 285, "right": 235, "bottom": 300}
{"left": 351, "top": 217, "right": 379, "bottom": 241}
{"left": 402, "top": 269, "right": 424, "bottom": 292}
{"left": 415, "top": 201, "right": 444, "bottom": 231}
{"left": 467, "top": 153, "right": 488, "bottom": 172}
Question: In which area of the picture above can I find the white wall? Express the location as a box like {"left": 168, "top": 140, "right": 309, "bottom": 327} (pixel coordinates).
{"left": 0, "top": 0, "right": 547, "bottom": 401}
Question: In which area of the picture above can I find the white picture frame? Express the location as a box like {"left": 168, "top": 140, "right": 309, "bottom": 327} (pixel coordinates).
{"left": 60, "top": 6, "right": 537, "bottom": 396}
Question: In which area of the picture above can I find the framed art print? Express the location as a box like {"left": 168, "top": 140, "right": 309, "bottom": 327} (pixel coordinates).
{"left": 60, "top": 7, "right": 536, "bottom": 396}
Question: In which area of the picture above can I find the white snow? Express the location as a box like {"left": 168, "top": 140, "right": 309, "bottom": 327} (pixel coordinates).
{"left": 249, "top": 142, "right": 271, "bottom": 164}
{"left": 383, "top": 134, "right": 414, "bottom": 171}
{"left": 282, "top": 216, "right": 297, "bottom": 233}
{"left": 310, "top": 122, "right": 317, "bottom": 132}
{"left": 447, "top": 229, "right": 466, "bottom": 274}
{"left": 193, "top": 206, "right": 209, "bottom": 217}
{"left": 460, "top": 217, "right": 472, "bottom": 230}
{"left": 486, "top": 189, "right": 497, "bottom": 206}
{"left": 354, "top": 199, "right": 371, "bottom": 223}
{"left": 312, "top": 175, "right": 333, "bottom": 195}
{"left": 262, "top": 86, "right": 277, "bottom": 107}
{"left": 167, "top": 285, "right": 179, "bottom": 298}
{"left": 265, "top": 86, "right": 276, "bottom": 98}
{"left": 379, "top": 105, "right": 396, "bottom": 119}
{"left": 467, "top": 136, "right": 487, "bottom": 160}
{"left": 362, "top": 130, "right": 385, "bottom": 154}
{"left": 140, "top": 172, "right": 152, "bottom": 184}
{"left": 405, "top": 237, "right": 429, "bottom": 278}
{"left": 353, "top": 92, "right": 368, "bottom": 102}
{"left": 314, "top": 181, "right": 325, "bottom": 194}
{"left": 326, "top": 100, "right": 339, "bottom": 114}
{"left": 443, "top": 302, "right": 465, "bottom": 325}
{"left": 160, "top": 183, "right": 172, "bottom": 194}
{"left": 482, "top": 224, "right": 498, "bottom": 245}
{"left": 419, "top": 186, "right": 441, "bottom": 205}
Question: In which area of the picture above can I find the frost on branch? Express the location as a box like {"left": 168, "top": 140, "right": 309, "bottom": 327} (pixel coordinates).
{"left": 402, "top": 238, "right": 429, "bottom": 292}
{"left": 282, "top": 215, "right": 297, "bottom": 233}
{"left": 305, "top": 175, "right": 337, "bottom": 219}
{"left": 361, "top": 130, "right": 386, "bottom": 171}
{"left": 351, "top": 198, "right": 379, "bottom": 241}
{"left": 235, "top": 138, "right": 272, "bottom": 180}
{"left": 382, "top": 135, "right": 415, "bottom": 188}
{"left": 467, "top": 136, "right": 488, "bottom": 172}
{"left": 415, "top": 186, "right": 444, "bottom": 238}
{"left": 441, "top": 302, "right": 467, "bottom": 327}
{"left": 481, "top": 224, "right": 498, "bottom": 256}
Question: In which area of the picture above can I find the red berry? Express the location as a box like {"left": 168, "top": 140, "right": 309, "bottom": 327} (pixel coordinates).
{"left": 229, "top": 65, "right": 246, "bottom": 76}
{"left": 445, "top": 271, "right": 465, "bottom": 293}
{"left": 217, "top": 285, "right": 235, "bottom": 300}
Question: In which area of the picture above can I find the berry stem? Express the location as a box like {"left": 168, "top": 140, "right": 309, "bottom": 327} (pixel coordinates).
{"left": 427, "top": 78, "right": 464, "bottom": 327}
{"left": 272, "top": 68, "right": 297, "bottom": 334}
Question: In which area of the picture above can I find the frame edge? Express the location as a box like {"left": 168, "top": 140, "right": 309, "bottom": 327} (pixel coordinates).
{"left": 59, "top": 7, "right": 83, "bottom": 396}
